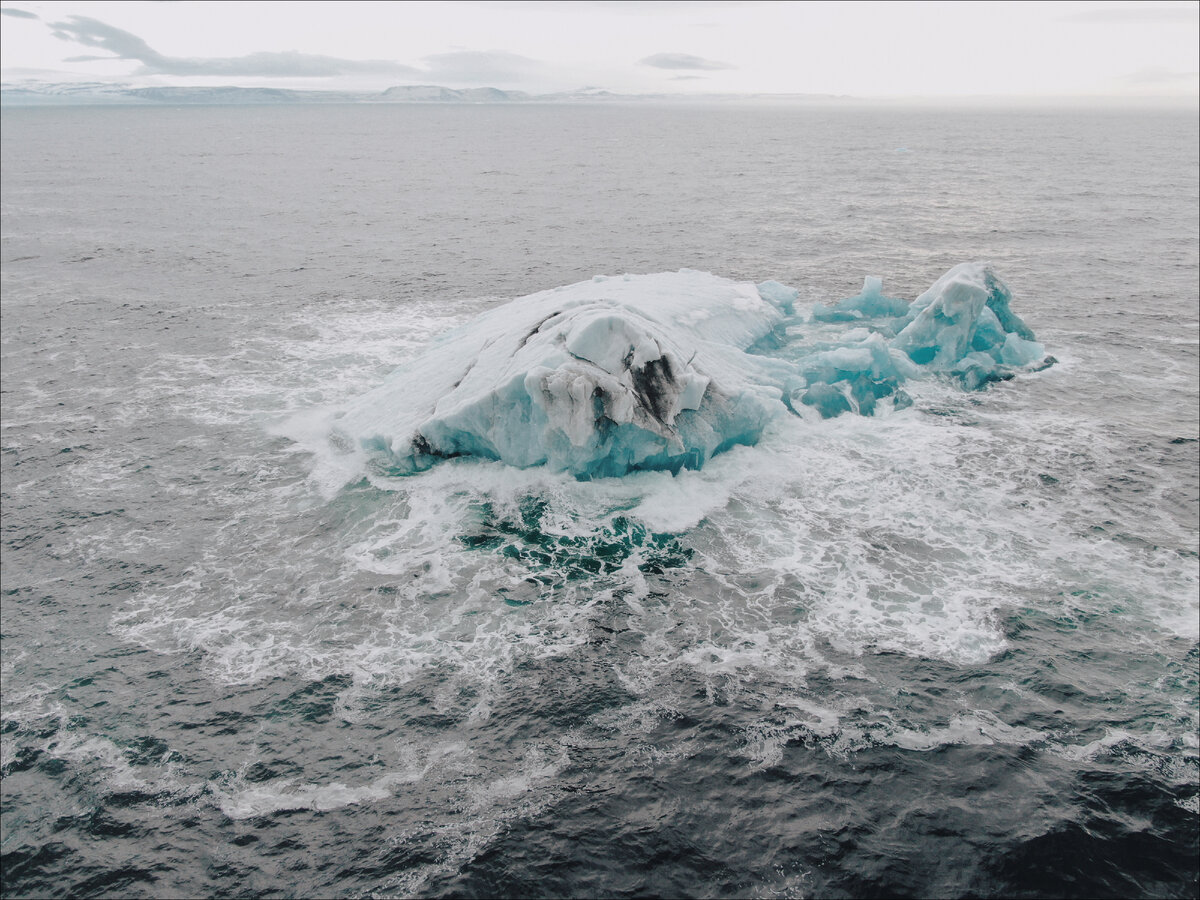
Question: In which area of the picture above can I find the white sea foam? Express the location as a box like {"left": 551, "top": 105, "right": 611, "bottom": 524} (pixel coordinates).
{"left": 889, "top": 711, "right": 1050, "bottom": 752}
{"left": 113, "top": 352, "right": 1192, "bottom": 699}
{"left": 92, "top": 266, "right": 1196, "bottom": 827}
{"left": 214, "top": 770, "right": 421, "bottom": 819}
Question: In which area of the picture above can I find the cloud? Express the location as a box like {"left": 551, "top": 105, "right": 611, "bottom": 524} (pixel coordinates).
{"left": 669, "top": 75, "right": 706, "bottom": 81}
{"left": 421, "top": 50, "right": 543, "bottom": 84}
{"left": 1062, "top": 6, "right": 1199, "bottom": 24}
{"left": 47, "top": 15, "right": 421, "bottom": 78}
{"left": 50, "top": 16, "right": 167, "bottom": 64}
{"left": 1, "top": 7, "right": 39, "bottom": 19}
{"left": 1118, "top": 66, "right": 1200, "bottom": 87}
{"left": 586, "top": 1, "right": 754, "bottom": 9}
{"left": 639, "top": 52, "right": 734, "bottom": 71}
{"left": 42, "top": 15, "right": 547, "bottom": 85}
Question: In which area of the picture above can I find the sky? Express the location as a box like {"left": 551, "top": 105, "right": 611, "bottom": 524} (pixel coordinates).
{"left": 1, "top": 0, "right": 1197, "bottom": 100}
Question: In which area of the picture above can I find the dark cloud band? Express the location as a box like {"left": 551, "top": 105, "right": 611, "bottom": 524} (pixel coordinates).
{"left": 47, "top": 15, "right": 421, "bottom": 79}
{"left": 639, "top": 52, "right": 734, "bottom": 71}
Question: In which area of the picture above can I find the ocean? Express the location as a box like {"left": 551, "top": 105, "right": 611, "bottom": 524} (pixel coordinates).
{"left": 1, "top": 102, "right": 1197, "bottom": 898}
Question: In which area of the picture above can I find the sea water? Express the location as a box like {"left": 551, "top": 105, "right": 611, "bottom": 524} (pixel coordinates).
{"left": 1, "top": 103, "right": 1197, "bottom": 898}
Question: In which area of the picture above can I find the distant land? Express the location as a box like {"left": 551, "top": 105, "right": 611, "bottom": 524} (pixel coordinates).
{"left": 0, "top": 81, "right": 853, "bottom": 106}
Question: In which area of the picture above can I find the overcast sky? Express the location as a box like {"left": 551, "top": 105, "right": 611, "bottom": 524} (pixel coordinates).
{"left": 1, "top": 0, "right": 1197, "bottom": 99}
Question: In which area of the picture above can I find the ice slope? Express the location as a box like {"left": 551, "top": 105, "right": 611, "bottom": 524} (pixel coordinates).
{"left": 333, "top": 263, "right": 1052, "bottom": 478}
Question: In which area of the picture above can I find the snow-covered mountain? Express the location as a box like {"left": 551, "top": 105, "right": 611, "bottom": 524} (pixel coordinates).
{"left": 1, "top": 81, "right": 849, "bottom": 106}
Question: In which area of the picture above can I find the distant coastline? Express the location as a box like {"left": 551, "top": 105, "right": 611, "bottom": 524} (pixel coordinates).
{"left": 4, "top": 82, "right": 1191, "bottom": 109}
{"left": 0, "top": 81, "right": 853, "bottom": 106}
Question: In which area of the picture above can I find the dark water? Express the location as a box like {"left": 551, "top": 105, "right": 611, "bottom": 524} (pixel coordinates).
{"left": 2, "top": 104, "right": 1197, "bottom": 898}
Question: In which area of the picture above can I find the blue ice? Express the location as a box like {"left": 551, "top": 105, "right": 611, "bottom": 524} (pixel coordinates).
{"left": 811, "top": 275, "right": 910, "bottom": 322}
{"left": 889, "top": 262, "right": 1050, "bottom": 391}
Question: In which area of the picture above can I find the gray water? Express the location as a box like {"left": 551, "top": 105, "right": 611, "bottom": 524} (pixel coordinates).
{"left": 1, "top": 103, "right": 1197, "bottom": 898}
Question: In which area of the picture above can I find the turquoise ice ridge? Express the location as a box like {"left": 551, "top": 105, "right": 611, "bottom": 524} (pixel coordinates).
{"left": 792, "top": 262, "right": 1054, "bottom": 415}
{"left": 334, "top": 263, "right": 1052, "bottom": 478}
{"left": 810, "top": 274, "right": 910, "bottom": 322}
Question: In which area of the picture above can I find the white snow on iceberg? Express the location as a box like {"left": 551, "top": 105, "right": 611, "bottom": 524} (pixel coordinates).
{"left": 333, "top": 263, "right": 1053, "bottom": 479}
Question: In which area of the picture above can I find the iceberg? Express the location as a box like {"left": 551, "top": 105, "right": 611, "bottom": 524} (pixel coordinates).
{"left": 787, "top": 263, "right": 1053, "bottom": 415}
{"left": 336, "top": 271, "right": 791, "bottom": 479}
{"left": 333, "top": 263, "right": 1053, "bottom": 477}
{"left": 889, "top": 262, "right": 1052, "bottom": 389}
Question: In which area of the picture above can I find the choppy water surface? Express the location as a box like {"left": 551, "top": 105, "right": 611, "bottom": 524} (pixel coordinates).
{"left": 2, "top": 104, "right": 1197, "bottom": 898}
